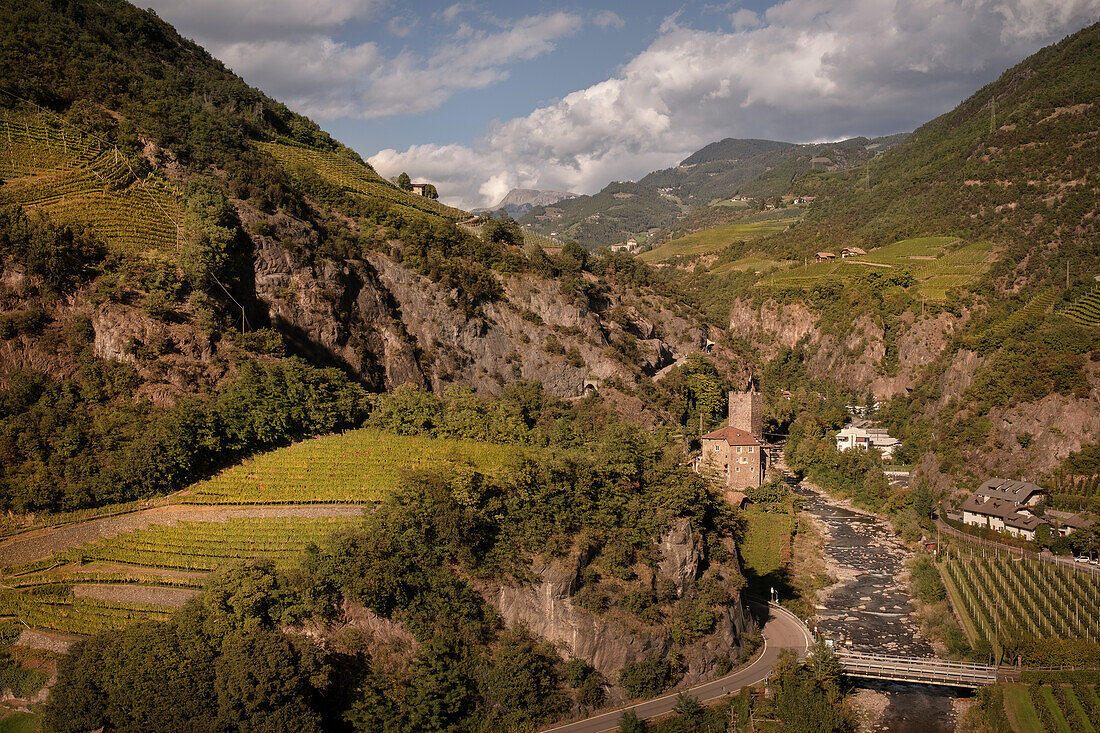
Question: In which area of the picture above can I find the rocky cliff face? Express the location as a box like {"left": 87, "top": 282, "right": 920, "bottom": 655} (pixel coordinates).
{"left": 1, "top": 210, "right": 705, "bottom": 408}
{"left": 486, "top": 518, "right": 749, "bottom": 701}
{"left": 727, "top": 297, "right": 963, "bottom": 399}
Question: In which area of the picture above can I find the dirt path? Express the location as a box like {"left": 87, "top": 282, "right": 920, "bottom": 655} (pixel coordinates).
{"left": 73, "top": 584, "right": 201, "bottom": 608}
{"left": 0, "top": 504, "right": 367, "bottom": 568}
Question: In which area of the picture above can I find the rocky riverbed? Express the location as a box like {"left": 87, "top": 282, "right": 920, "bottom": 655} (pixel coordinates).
{"left": 797, "top": 483, "right": 971, "bottom": 732}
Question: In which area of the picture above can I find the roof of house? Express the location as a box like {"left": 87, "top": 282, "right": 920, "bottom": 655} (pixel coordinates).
{"left": 844, "top": 247, "right": 867, "bottom": 255}
{"left": 1046, "top": 509, "right": 1095, "bottom": 529}
{"left": 976, "top": 477, "right": 1043, "bottom": 503}
{"left": 816, "top": 251, "right": 835, "bottom": 258}
{"left": 962, "top": 495, "right": 1052, "bottom": 531}
{"left": 702, "top": 426, "right": 761, "bottom": 446}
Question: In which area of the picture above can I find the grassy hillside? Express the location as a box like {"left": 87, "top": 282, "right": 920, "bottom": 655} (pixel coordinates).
{"left": 258, "top": 141, "right": 467, "bottom": 223}
{"left": 640, "top": 134, "right": 908, "bottom": 209}
{"left": 778, "top": 22, "right": 1100, "bottom": 295}
{"left": 640, "top": 215, "right": 801, "bottom": 263}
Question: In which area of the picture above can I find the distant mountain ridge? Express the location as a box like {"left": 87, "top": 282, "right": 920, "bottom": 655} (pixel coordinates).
{"left": 679, "top": 138, "right": 794, "bottom": 166}
{"left": 474, "top": 188, "right": 578, "bottom": 219}
{"left": 519, "top": 133, "right": 909, "bottom": 247}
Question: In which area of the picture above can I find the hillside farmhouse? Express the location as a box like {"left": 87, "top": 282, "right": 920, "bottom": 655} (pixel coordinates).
{"left": 835, "top": 422, "right": 900, "bottom": 460}
{"left": 842, "top": 247, "right": 866, "bottom": 257}
{"left": 816, "top": 251, "right": 836, "bottom": 261}
{"left": 962, "top": 479, "right": 1045, "bottom": 540}
{"left": 410, "top": 183, "right": 429, "bottom": 196}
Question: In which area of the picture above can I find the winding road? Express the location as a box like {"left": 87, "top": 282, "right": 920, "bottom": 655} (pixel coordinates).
{"left": 541, "top": 601, "right": 813, "bottom": 733}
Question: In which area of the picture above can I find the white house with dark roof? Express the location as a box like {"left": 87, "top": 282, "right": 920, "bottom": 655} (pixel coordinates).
{"left": 961, "top": 477, "right": 1050, "bottom": 541}
{"left": 835, "top": 422, "right": 900, "bottom": 460}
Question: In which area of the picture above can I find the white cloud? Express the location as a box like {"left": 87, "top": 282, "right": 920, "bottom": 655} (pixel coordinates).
{"left": 370, "top": 0, "right": 1100, "bottom": 210}
{"left": 729, "top": 8, "right": 761, "bottom": 31}
{"left": 594, "top": 10, "right": 626, "bottom": 30}
{"left": 144, "top": 0, "right": 382, "bottom": 42}
{"left": 184, "top": 11, "right": 583, "bottom": 120}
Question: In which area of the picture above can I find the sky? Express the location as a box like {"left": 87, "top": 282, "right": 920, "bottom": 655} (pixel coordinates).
{"left": 144, "top": 0, "right": 1100, "bottom": 210}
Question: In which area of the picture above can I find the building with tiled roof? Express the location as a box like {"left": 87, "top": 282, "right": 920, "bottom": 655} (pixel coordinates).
{"left": 961, "top": 490, "right": 1050, "bottom": 541}
{"left": 975, "top": 478, "right": 1044, "bottom": 507}
{"left": 700, "top": 426, "right": 765, "bottom": 490}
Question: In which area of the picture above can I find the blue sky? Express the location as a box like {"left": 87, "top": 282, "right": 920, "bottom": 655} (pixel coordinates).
{"left": 146, "top": 1, "right": 1100, "bottom": 208}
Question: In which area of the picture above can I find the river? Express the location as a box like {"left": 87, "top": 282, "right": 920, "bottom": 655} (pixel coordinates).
{"left": 797, "top": 483, "right": 970, "bottom": 732}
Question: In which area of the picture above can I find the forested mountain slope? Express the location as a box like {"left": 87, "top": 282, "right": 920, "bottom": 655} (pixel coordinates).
{"left": 0, "top": 0, "right": 722, "bottom": 517}
{"left": 696, "top": 23, "right": 1100, "bottom": 496}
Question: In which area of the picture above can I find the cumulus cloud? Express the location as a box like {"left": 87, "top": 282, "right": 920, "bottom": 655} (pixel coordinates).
{"left": 145, "top": 2, "right": 585, "bottom": 120}
{"left": 370, "top": 0, "right": 1100, "bottom": 209}
{"left": 144, "top": 0, "right": 382, "bottom": 42}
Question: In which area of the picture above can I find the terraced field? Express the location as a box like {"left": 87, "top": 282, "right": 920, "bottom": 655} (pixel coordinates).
{"left": 1061, "top": 287, "right": 1100, "bottom": 327}
{"left": 181, "top": 428, "right": 515, "bottom": 504}
{"left": 0, "top": 428, "right": 518, "bottom": 635}
{"left": 258, "top": 141, "right": 467, "bottom": 221}
{"left": 0, "top": 112, "right": 182, "bottom": 256}
{"left": 765, "top": 237, "right": 993, "bottom": 299}
{"left": 639, "top": 216, "right": 799, "bottom": 262}
{"left": 0, "top": 516, "right": 358, "bottom": 634}
{"left": 1003, "top": 683, "right": 1100, "bottom": 733}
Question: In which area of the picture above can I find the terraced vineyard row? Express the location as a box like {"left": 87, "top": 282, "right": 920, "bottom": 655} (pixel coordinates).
{"left": 941, "top": 554, "right": 1100, "bottom": 659}
{"left": 1061, "top": 286, "right": 1100, "bottom": 327}
{"left": 258, "top": 141, "right": 467, "bottom": 221}
{"left": 0, "top": 112, "right": 183, "bottom": 256}
{"left": 978, "top": 287, "right": 1061, "bottom": 340}
{"left": 0, "top": 516, "right": 359, "bottom": 633}
{"left": 0, "top": 590, "right": 171, "bottom": 635}
{"left": 182, "top": 428, "right": 513, "bottom": 504}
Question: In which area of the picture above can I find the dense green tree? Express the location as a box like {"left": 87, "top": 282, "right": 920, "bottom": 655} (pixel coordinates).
{"left": 397, "top": 172, "right": 412, "bottom": 190}
{"left": 215, "top": 629, "right": 328, "bottom": 733}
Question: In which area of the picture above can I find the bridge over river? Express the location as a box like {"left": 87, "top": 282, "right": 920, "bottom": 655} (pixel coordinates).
{"left": 837, "top": 650, "right": 1000, "bottom": 688}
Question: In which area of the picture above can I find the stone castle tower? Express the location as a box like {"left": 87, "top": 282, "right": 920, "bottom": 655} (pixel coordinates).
{"left": 728, "top": 375, "right": 762, "bottom": 440}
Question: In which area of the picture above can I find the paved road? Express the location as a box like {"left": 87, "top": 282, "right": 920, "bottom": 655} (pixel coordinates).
{"left": 541, "top": 601, "right": 813, "bottom": 733}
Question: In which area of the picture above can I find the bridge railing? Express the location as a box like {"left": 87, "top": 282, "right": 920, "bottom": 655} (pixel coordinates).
{"left": 835, "top": 651, "right": 998, "bottom": 687}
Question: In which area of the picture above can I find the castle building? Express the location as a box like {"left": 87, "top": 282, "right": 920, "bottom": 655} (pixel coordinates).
{"left": 699, "top": 379, "right": 767, "bottom": 490}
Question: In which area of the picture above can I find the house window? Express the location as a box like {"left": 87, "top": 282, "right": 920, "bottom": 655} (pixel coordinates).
{"left": 736, "top": 467, "right": 741, "bottom": 472}
{"left": 737, "top": 446, "right": 742, "bottom": 453}
{"left": 748, "top": 447, "right": 753, "bottom": 453}
{"left": 714, "top": 445, "right": 720, "bottom": 451}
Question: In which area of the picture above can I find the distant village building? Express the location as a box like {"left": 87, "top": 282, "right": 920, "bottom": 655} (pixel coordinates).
{"left": 610, "top": 238, "right": 640, "bottom": 254}
{"left": 841, "top": 247, "right": 866, "bottom": 258}
{"left": 835, "top": 421, "right": 900, "bottom": 460}
{"left": 1046, "top": 509, "right": 1095, "bottom": 537}
{"left": 698, "top": 380, "right": 767, "bottom": 490}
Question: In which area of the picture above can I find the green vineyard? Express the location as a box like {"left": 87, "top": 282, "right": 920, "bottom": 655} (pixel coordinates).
{"left": 763, "top": 236, "right": 993, "bottom": 299}
{"left": 0, "top": 111, "right": 183, "bottom": 256}
{"left": 940, "top": 551, "right": 1100, "bottom": 661}
{"left": 181, "top": 428, "right": 514, "bottom": 504}
{"left": 1061, "top": 286, "right": 1100, "bottom": 327}
{"left": 978, "top": 287, "right": 1061, "bottom": 341}
{"left": 1003, "top": 683, "right": 1100, "bottom": 733}
{"left": 258, "top": 141, "right": 467, "bottom": 222}
{"left": 0, "top": 516, "right": 359, "bottom": 634}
